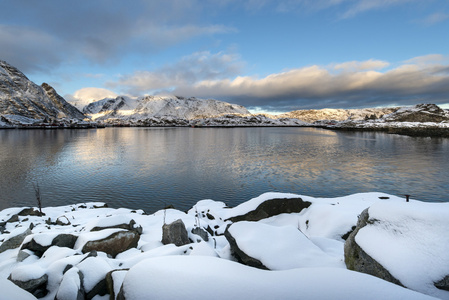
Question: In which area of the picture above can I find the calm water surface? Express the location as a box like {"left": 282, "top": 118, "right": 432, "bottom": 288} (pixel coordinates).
{"left": 0, "top": 127, "right": 448, "bottom": 213}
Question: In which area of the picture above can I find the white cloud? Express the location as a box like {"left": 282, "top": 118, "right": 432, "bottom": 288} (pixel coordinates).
{"left": 171, "top": 56, "right": 449, "bottom": 110}
{"left": 418, "top": 12, "right": 449, "bottom": 26}
{"left": 69, "top": 87, "right": 118, "bottom": 109}
{"left": 108, "top": 51, "right": 244, "bottom": 94}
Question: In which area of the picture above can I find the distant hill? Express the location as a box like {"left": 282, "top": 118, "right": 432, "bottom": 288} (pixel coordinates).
{"left": 279, "top": 107, "right": 399, "bottom": 123}
{"left": 0, "top": 60, "right": 84, "bottom": 123}
{"left": 83, "top": 94, "right": 251, "bottom": 121}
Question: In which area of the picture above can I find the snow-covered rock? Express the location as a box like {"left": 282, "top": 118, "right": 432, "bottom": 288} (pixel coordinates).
{"left": 0, "top": 192, "right": 446, "bottom": 299}
{"left": 345, "top": 200, "right": 449, "bottom": 299}
{"left": 118, "top": 255, "right": 435, "bottom": 300}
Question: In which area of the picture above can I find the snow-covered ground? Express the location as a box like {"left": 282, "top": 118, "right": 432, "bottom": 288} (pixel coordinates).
{"left": 0, "top": 192, "right": 447, "bottom": 299}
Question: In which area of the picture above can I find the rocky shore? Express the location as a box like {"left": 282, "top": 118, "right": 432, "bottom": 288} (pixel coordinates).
{"left": 0, "top": 192, "right": 447, "bottom": 299}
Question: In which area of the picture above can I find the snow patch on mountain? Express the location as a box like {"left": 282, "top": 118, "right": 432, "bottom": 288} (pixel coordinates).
{"left": 83, "top": 94, "right": 251, "bottom": 121}
{"left": 0, "top": 60, "right": 84, "bottom": 123}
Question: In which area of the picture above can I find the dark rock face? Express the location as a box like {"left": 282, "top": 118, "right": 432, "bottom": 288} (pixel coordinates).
{"left": 105, "top": 269, "right": 129, "bottom": 300}
{"left": 0, "top": 227, "right": 32, "bottom": 254}
{"left": 9, "top": 273, "right": 48, "bottom": 298}
{"left": 161, "top": 219, "right": 190, "bottom": 246}
{"left": 0, "top": 60, "right": 84, "bottom": 121}
{"left": 21, "top": 233, "right": 78, "bottom": 257}
{"left": 224, "top": 224, "right": 269, "bottom": 270}
{"left": 226, "top": 197, "right": 312, "bottom": 223}
{"left": 91, "top": 219, "right": 142, "bottom": 235}
{"left": 435, "top": 275, "right": 449, "bottom": 291}
{"left": 41, "top": 83, "right": 85, "bottom": 119}
{"left": 81, "top": 230, "right": 140, "bottom": 258}
{"left": 344, "top": 208, "right": 403, "bottom": 286}
{"left": 191, "top": 226, "right": 209, "bottom": 242}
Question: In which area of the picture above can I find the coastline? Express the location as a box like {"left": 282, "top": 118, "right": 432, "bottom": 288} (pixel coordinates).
{"left": 0, "top": 192, "right": 447, "bottom": 299}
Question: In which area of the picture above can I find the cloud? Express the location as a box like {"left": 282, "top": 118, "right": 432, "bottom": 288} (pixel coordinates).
{"left": 68, "top": 87, "right": 118, "bottom": 109}
{"left": 340, "top": 0, "right": 415, "bottom": 19}
{"left": 170, "top": 56, "right": 449, "bottom": 111}
{"left": 0, "top": 0, "right": 234, "bottom": 72}
{"left": 417, "top": 12, "right": 449, "bottom": 26}
{"left": 108, "top": 51, "right": 244, "bottom": 94}
{"left": 0, "top": 25, "right": 63, "bottom": 73}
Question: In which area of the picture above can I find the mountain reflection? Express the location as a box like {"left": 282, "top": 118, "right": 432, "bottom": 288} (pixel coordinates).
{"left": 1, "top": 128, "right": 448, "bottom": 213}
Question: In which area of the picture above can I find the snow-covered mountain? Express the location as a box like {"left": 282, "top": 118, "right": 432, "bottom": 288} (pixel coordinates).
{"left": 0, "top": 60, "right": 84, "bottom": 123}
{"left": 83, "top": 95, "right": 251, "bottom": 121}
{"left": 279, "top": 107, "right": 399, "bottom": 123}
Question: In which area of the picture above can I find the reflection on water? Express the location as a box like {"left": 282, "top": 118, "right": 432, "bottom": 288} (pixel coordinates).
{"left": 0, "top": 127, "right": 448, "bottom": 213}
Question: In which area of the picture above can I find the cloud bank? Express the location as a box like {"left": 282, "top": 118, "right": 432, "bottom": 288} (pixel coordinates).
{"left": 109, "top": 54, "right": 449, "bottom": 111}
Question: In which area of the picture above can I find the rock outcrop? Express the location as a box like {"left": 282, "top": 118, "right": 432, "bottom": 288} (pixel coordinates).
{"left": 161, "top": 219, "right": 190, "bottom": 246}
{"left": 81, "top": 230, "right": 140, "bottom": 258}
{"left": 344, "top": 208, "right": 403, "bottom": 286}
{"left": 226, "top": 197, "right": 312, "bottom": 222}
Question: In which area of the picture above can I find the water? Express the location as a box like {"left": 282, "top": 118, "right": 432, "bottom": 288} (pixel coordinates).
{"left": 1, "top": 127, "right": 448, "bottom": 213}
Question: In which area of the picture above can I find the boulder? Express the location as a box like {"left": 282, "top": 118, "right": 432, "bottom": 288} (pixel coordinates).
{"left": 21, "top": 233, "right": 78, "bottom": 257}
{"left": 191, "top": 227, "right": 209, "bottom": 242}
{"left": 55, "top": 268, "right": 85, "bottom": 300}
{"left": 344, "top": 208, "right": 403, "bottom": 286}
{"left": 91, "top": 219, "right": 142, "bottom": 235}
{"left": 161, "top": 219, "right": 189, "bottom": 246}
{"left": 9, "top": 273, "right": 48, "bottom": 298}
{"left": 81, "top": 230, "right": 140, "bottom": 258}
{"left": 224, "top": 224, "right": 268, "bottom": 270}
{"left": 106, "top": 269, "right": 129, "bottom": 300}
{"left": 226, "top": 197, "right": 311, "bottom": 222}
{"left": 0, "top": 226, "right": 32, "bottom": 253}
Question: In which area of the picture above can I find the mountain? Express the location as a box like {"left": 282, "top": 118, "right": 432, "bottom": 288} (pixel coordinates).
{"left": 83, "top": 95, "right": 251, "bottom": 121}
{"left": 380, "top": 103, "right": 449, "bottom": 123}
{"left": 279, "top": 107, "right": 399, "bottom": 123}
{"left": 0, "top": 60, "right": 84, "bottom": 124}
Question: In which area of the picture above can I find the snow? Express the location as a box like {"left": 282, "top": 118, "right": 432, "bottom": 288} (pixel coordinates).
{"left": 356, "top": 201, "right": 449, "bottom": 299}
{"left": 120, "top": 255, "right": 435, "bottom": 300}
{"left": 227, "top": 221, "right": 343, "bottom": 269}
{"left": 0, "top": 192, "right": 446, "bottom": 299}
{"left": 0, "top": 277, "right": 37, "bottom": 300}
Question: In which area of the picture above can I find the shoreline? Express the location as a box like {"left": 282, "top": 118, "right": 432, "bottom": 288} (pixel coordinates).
{"left": 0, "top": 192, "right": 447, "bottom": 299}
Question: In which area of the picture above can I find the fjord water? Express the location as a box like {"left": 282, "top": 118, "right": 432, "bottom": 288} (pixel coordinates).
{"left": 1, "top": 127, "right": 448, "bottom": 213}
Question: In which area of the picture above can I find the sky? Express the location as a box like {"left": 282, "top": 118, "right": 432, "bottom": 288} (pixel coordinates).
{"left": 1, "top": 0, "right": 449, "bottom": 113}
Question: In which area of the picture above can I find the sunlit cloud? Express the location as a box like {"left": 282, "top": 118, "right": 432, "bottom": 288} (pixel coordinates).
{"left": 108, "top": 51, "right": 244, "bottom": 95}
{"left": 68, "top": 87, "right": 118, "bottom": 109}
{"left": 171, "top": 55, "right": 449, "bottom": 110}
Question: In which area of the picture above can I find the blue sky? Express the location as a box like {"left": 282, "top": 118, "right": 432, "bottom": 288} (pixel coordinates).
{"left": 1, "top": 0, "right": 449, "bottom": 112}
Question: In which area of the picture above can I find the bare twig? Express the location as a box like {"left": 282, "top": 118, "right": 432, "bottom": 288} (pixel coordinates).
{"left": 33, "top": 182, "right": 43, "bottom": 214}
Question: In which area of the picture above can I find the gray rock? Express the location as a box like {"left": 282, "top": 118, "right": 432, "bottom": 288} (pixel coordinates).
{"left": 21, "top": 233, "right": 78, "bottom": 257}
{"left": 55, "top": 269, "right": 84, "bottom": 300}
{"left": 85, "top": 277, "right": 107, "bottom": 300}
{"left": 434, "top": 275, "right": 449, "bottom": 291}
{"left": 105, "top": 269, "right": 129, "bottom": 300}
{"left": 191, "top": 227, "right": 209, "bottom": 242}
{"left": 9, "top": 273, "right": 48, "bottom": 298}
{"left": 224, "top": 224, "right": 269, "bottom": 270}
{"left": 0, "top": 226, "right": 32, "bottom": 253}
{"left": 16, "top": 250, "right": 32, "bottom": 262}
{"left": 82, "top": 230, "right": 140, "bottom": 258}
{"left": 91, "top": 219, "right": 142, "bottom": 235}
{"left": 162, "top": 219, "right": 190, "bottom": 246}
{"left": 226, "top": 197, "right": 312, "bottom": 223}
{"left": 344, "top": 208, "right": 403, "bottom": 286}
